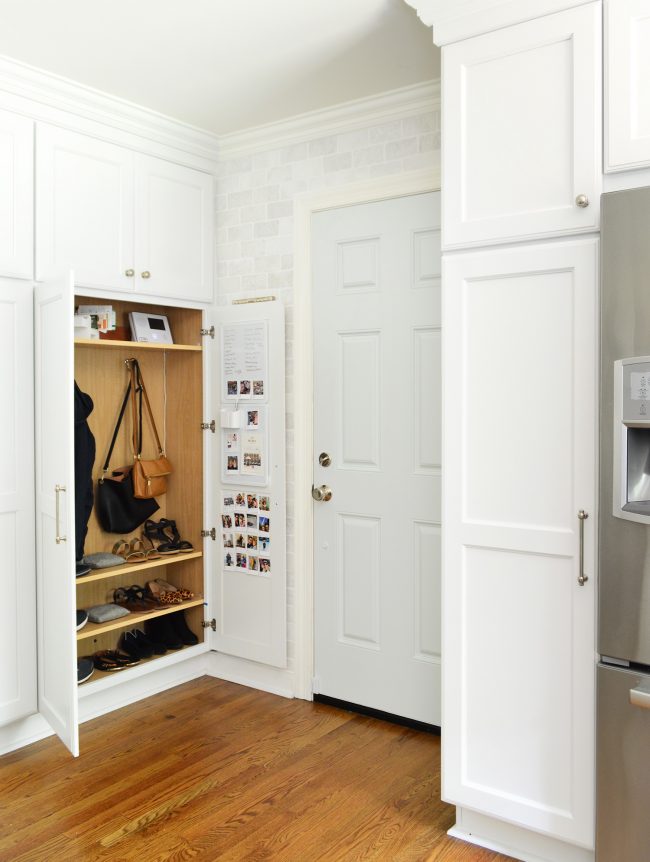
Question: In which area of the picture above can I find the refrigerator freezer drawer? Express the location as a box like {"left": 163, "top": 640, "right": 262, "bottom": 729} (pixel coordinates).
{"left": 597, "top": 664, "right": 650, "bottom": 861}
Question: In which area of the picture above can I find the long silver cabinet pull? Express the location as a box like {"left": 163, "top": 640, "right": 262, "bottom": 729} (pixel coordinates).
{"left": 55, "top": 484, "right": 67, "bottom": 544}
{"left": 577, "top": 510, "right": 588, "bottom": 586}
{"left": 630, "top": 681, "right": 650, "bottom": 710}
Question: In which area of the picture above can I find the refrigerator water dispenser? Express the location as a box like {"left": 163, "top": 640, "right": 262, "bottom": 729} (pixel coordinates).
{"left": 614, "top": 357, "right": 650, "bottom": 521}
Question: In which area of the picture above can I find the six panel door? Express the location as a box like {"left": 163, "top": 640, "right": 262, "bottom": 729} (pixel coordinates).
{"left": 0, "top": 109, "right": 33, "bottom": 280}
{"left": 443, "top": 2, "right": 601, "bottom": 248}
{"left": 443, "top": 238, "right": 598, "bottom": 846}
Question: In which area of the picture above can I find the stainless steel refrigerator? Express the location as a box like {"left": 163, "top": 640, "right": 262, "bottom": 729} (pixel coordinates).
{"left": 598, "top": 187, "right": 650, "bottom": 860}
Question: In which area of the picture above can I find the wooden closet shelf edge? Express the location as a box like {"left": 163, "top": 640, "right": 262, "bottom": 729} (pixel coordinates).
{"left": 74, "top": 338, "right": 202, "bottom": 352}
{"left": 77, "top": 550, "right": 203, "bottom": 583}
{"left": 77, "top": 596, "right": 206, "bottom": 640}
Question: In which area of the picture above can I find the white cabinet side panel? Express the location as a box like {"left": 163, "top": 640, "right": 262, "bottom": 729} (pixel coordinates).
{"left": 0, "top": 110, "right": 33, "bottom": 280}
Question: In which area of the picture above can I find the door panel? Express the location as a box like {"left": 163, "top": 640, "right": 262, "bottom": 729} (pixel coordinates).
{"left": 36, "top": 125, "right": 134, "bottom": 292}
{"left": 0, "top": 283, "right": 36, "bottom": 726}
{"left": 34, "top": 272, "right": 78, "bottom": 756}
{"left": 0, "top": 110, "right": 33, "bottom": 280}
{"left": 443, "top": 3, "right": 601, "bottom": 247}
{"left": 443, "top": 239, "right": 597, "bottom": 845}
{"left": 134, "top": 154, "right": 213, "bottom": 302}
{"left": 313, "top": 191, "right": 441, "bottom": 725}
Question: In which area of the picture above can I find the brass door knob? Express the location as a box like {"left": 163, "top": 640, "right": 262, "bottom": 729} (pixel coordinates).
{"left": 312, "top": 485, "right": 333, "bottom": 502}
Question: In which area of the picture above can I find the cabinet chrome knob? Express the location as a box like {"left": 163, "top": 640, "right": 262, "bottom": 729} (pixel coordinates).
{"left": 312, "top": 484, "right": 333, "bottom": 502}
{"left": 141, "top": 271, "right": 151, "bottom": 279}
{"left": 575, "top": 194, "right": 589, "bottom": 208}
{"left": 125, "top": 268, "right": 135, "bottom": 277}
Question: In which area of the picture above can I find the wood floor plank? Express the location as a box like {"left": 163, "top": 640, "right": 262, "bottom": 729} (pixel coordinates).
{"left": 0, "top": 678, "right": 516, "bottom": 862}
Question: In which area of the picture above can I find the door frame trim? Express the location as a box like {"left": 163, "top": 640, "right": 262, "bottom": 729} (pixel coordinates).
{"left": 292, "top": 166, "right": 441, "bottom": 700}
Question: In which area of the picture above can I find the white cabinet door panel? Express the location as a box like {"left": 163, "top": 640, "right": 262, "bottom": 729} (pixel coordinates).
{"left": 443, "top": 3, "right": 601, "bottom": 248}
{"left": 36, "top": 125, "right": 134, "bottom": 292}
{"left": 135, "top": 154, "right": 213, "bottom": 302}
{"left": 0, "top": 111, "right": 33, "bottom": 279}
{"left": 443, "top": 239, "right": 597, "bottom": 847}
{"left": 0, "top": 282, "right": 36, "bottom": 726}
{"left": 605, "top": 0, "right": 650, "bottom": 171}
{"left": 34, "top": 272, "right": 78, "bottom": 756}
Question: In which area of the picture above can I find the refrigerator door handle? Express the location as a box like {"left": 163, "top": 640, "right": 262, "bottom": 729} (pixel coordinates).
{"left": 630, "top": 680, "right": 650, "bottom": 709}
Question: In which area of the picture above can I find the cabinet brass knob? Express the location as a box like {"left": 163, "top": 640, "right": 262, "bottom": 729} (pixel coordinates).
{"left": 125, "top": 268, "right": 135, "bottom": 277}
{"left": 141, "top": 271, "right": 151, "bottom": 279}
{"left": 575, "top": 194, "right": 589, "bottom": 208}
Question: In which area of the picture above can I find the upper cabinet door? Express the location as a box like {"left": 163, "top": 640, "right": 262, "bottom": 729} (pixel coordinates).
{"left": 0, "top": 110, "right": 33, "bottom": 280}
{"left": 605, "top": 0, "right": 650, "bottom": 172}
{"left": 443, "top": 3, "right": 601, "bottom": 249}
{"left": 134, "top": 154, "right": 214, "bottom": 303}
{"left": 36, "top": 125, "right": 135, "bottom": 292}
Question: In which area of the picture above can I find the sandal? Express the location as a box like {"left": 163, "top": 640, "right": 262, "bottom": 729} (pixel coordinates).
{"left": 143, "top": 520, "right": 179, "bottom": 555}
{"left": 159, "top": 519, "right": 194, "bottom": 553}
{"left": 139, "top": 534, "right": 161, "bottom": 561}
{"left": 145, "top": 580, "right": 183, "bottom": 605}
{"left": 113, "top": 585, "right": 160, "bottom": 613}
{"left": 155, "top": 578, "right": 194, "bottom": 600}
{"left": 112, "top": 539, "right": 147, "bottom": 565}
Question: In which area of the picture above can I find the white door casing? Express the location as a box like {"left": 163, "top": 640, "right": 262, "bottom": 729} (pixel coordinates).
{"left": 443, "top": 238, "right": 597, "bottom": 846}
{"left": 36, "top": 124, "right": 135, "bottom": 292}
{"left": 313, "top": 191, "right": 442, "bottom": 725}
{"left": 134, "top": 153, "right": 214, "bottom": 302}
{"left": 34, "top": 272, "right": 79, "bottom": 756}
{"left": 443, "top": 2, "right": 601, "bottom": 248}
{"left": 0, "top": 281, "right": 36, "bottom": 726}
{"left": 0, "top": 110, "right": 33, "bottom": 280}
{"left": 605, "top": 0, "right": 650, "bottom": 172}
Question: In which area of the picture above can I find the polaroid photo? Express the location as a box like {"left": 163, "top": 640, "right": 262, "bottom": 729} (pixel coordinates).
{"left": 223, "top": 494, "right": 234, "bottom": 508}
{"left": 235, "top": 532, "right": 246, "bottom": 548}
{"left": 227, "top": 380, "right": 238, "bottom": 396}
{"left": 227, "top": 455, "right": 239, "bottom": 472}
{"left": 259, "top": 535, "right": 270, "bottom": 552}
{"left": 239, "top": 380, "right": 251, "bottom": 397}
{"left": 246, "top": 409, "right": 260, "bottom": 429}
{"left": 235, "top": 492, "right": 246, "bottom": 507}
{"left": 259, "top": 516, "right": 270, "bottom": 533}
{"left": 226, "top": 432, "right": 239, "bottom": 451}
{"left": 223, "top": 533, "right": 234, "bottom": 548}
{"left": 234, "top": 512, "right": 246, "bottom": 528}
{"left": 248, "top": 556, "right": 259, "bottom": 572}
{"left": 247, "top": 493, "right": 258, "bottom": 510}
{"left": 259, "top": 495, "right": 270, "bottom": 512}
{"left": 259, "top": 557, "right": 271, "bottom": 574}
{"left": 247, "top": 534, "right": 258, "bottom": 550}
{"left": 253, "top": 380, "right": 264, "bottom": 397}
{"left": 224, "top": 552, "right": 234, "bottom": 568}
{"left": 236, "top": 552, "right": 247, "bottom": 569}
{"left": 247, "top": 513, "right": 258, "bottom": 530}
{"left": 222, "top": 514, "right": 233, "bottom": 529}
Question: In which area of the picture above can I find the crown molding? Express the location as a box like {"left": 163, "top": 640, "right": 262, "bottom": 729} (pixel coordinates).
{"left": 0, "top": 53, "right": 218, "bottom": 163}
{"left": 217, "top": 79, "right": 440, "bottom": 159}
{"left": 403, "top": 0, "right": 593, "bottom": 45}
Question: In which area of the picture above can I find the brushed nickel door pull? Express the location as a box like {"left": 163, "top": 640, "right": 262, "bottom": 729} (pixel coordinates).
{"left": 55, "top": 484, "right": 67, "bottom": 544}
{"left": 577, "top": 510, "right": 588, "bottom": 585}
{"left": 312, "top": 485, "right": 333, "bottom": 502}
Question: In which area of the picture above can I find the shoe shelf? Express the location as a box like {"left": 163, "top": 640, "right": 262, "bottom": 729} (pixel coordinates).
{"left": 77, "top": 596, "right": 205, "bottom": 641}
{"left": 78, "top": 550, "right": 203, "bottom": 584}
{"left": 74, "top": 338, "right": 202, "bottom": 352}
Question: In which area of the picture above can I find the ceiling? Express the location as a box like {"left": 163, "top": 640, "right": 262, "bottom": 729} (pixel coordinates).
{"left": 0, "top": 0, "right": 439, "bottom": 136}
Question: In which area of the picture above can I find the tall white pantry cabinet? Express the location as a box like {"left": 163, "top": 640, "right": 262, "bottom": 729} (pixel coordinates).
{"left": 0, "top": 64, "right": 288, "bottom": 757}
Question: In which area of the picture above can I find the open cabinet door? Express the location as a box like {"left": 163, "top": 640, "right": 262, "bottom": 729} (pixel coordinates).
{"left": 210, "top": 300, "right": 287, "bottom": 668}
{"left": 34, "top": 272, "right": 78, "bottom": 756}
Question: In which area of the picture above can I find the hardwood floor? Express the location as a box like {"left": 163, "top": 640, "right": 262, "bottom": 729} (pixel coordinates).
{"left": 0, "top": 678, "right": 515, "bottom": 862}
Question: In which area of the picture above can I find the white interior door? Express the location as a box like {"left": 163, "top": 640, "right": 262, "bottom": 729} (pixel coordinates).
{"left": 313, "top": 191, "right": 442, "bottom": 726}
{"left": 34, "top": 272, "right": 78, "bottom": 756}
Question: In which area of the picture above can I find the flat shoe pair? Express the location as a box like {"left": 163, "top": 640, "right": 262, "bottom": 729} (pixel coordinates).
{"left": 92, "top": 650, "right": 139, "bottom": 671}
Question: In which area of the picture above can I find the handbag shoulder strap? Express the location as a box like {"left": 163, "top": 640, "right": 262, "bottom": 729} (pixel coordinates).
{"left": 101, "top": 381, "right": 132, "bottom": 475}
{"left": 131, "top": 359, "right": 165, "bottom": 457}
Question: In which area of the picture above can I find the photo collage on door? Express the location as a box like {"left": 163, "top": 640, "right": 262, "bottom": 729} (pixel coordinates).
{"left": 221, "top": 491, "right": 271, "bottom": 577}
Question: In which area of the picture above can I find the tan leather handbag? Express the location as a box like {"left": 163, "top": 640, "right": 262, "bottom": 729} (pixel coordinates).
{"left": 128, "top": 359, "right": 172, "bottom": 499}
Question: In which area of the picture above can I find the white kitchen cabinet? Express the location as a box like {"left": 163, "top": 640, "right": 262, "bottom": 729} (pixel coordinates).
{"left": 0, "top": 282, "right": 36, "bottom": 727}
{"left": 0, "top": 110, "right": 33, "bottom": 280}
{"left": 442, "top": 3, "right": 601, "bottom": 248}
{"left": 443, "top": 237, "right": 597, "bottom": 847}
{"left": 134, "top": 154, "right": 214, "bottom": 302}
{"left": 605, "top": 0, "right": 650, "bottom": 172}
{"left": 36, "top": 126, "right": 214, "bottom": 302}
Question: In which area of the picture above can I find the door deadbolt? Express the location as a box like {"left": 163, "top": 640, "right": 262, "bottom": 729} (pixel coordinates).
{"left": 312, "top": 484, "right": 333, "bottom": 502}
{"left": 319, "top": 452, "right": 332, "bottom": 467}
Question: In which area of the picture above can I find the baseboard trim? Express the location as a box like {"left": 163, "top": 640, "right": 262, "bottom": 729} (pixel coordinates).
{"left": 313, "top": 694, "right": 440, "bottom": 735}
{"left": 206, "top": 652, "right": 295, "bottom": 699}
{"left": 450, "top": 808, "right": 594, "bottom": 862}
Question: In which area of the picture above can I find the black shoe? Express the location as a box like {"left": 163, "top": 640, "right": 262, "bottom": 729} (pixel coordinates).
{"left": 76, "top": 609, "right": 89, "bottom": 631}
{"left": 168, "top": 611, "right": 199, "bottom": 646}
{"left": 133, "top": 628, "right": 166, "bottom": 655}
{"left": 144, "top": 616, "right": 183, "bottom": 650}
{"left": 120, "top": 629, "right": 154, "bottom": 659}
{"left": 77, "top": 657, "right": 94, "bottom": 684}
{"left": 76, "top": 562, "right": 91, "bottom": 577}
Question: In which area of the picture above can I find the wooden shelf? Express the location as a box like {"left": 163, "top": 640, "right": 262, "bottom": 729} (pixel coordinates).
{"left": 77, "top": 596, "right": 205, "bottom": 641}
{"left": 76, "top": 550, "right": 203, "bottom": 584}
{"left": 77, "top": 642, "right": 207, "bottom": 691}
{"left": 74, "top": 338, "right": 202, "bottom": 352}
